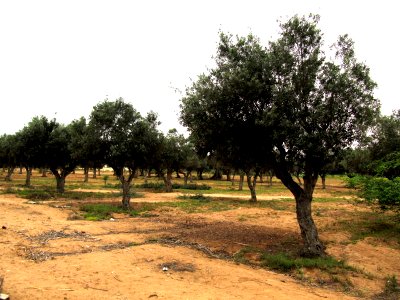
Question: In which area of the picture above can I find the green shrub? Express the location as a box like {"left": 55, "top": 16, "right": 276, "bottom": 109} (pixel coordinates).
{"left": 360, "top": 177, "right": 400, "bottom": 211}
{"left": 172, "top": 183, "right": 211, "bottom": 190}
{"left": 344, "top": 175, "right": 367, "bottom": 189}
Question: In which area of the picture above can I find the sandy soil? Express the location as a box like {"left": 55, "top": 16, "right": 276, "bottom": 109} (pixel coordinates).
{"left": 0, "top": 191, "right": 398, "bottom": 299}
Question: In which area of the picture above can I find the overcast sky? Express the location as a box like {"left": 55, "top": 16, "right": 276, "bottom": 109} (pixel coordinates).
{"left": 0, "top": 0, "right": 398, "bottom": 135}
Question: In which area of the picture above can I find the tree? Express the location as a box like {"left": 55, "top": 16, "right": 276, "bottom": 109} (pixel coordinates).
{"left": 152, "top": 129, "right": 188, "bottom": 192}
{"left": 0, "top": 134, "right": 19, "bottom": 181}
{"left": 16, "top": 116, "right": 57, "bottom": 186}
{"left": 45, "top": 122, "right": 80, "bottom": 193}
{"left": 181, "top": 32, "right": 272, "bottom": 201}
{"left": 180, "top": 15, "right": 379, "bottom": 256}
{"left": 88, "top": 98, "right": 160, "bottom": 208}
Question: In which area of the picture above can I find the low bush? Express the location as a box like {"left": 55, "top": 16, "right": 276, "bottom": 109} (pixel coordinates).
{"left": 360, "top": 177, "right": 400, "bottom": 211}
{"left": 260, "top": 252, "right": 353, "bottom": 272}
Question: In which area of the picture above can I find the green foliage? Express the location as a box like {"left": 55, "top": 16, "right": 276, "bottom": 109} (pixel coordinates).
{"left": 360, "top": 177, "right": 400, "bottom": 211}
{"left": 136, "top": 182, "right": 211, "bottom": 191}
{"left": 344, "top": 175, "right": 367, "bottom": 189}
{"left": 384, "top": 275, "right": 400, "bottom": 294}
{"left": 80, "top": 203, "right": 125, "bottom": 220}
{"left": 260, "top": 252, "right": 353, "bottom": 272}
{"left": 172, "top": 183, "right": 211, "bottom": 190}
{"left": 102, "top": 175, "right": 109, "bottom": 186}
{"left": 135, "top": 182, "right": 165, "bottom": 190}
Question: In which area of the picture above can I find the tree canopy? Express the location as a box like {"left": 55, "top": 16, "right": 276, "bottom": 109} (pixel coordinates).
{"left": 180, "top": 15, "right": 379, "bottom": 256}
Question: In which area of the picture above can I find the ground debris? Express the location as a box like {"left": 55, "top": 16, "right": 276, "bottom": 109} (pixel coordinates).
{"left": 152, "top": 236, "right": 230, "bottom": 259}
{"left": 159, "top": 261, "right": 196, "bottom": 272}
{"left": 32, "top": 230, "right": 95, "bottom": 244}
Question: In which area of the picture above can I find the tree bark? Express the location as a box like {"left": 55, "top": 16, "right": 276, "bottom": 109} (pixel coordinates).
{"left": 93, "top": 167, "right": 97, "bottom": 179}
{"left": 56, "top": 176, "right": 66, "bottom": 193}
{"left": 41, "top": 168, "right": 48, "bottom": 177}
{"left": 121, "top": 179, "right": 131, "bottom": 209}
{"left": 321, "top": 174, "right": 326, "bottom": 189}
{"left": 5, "top": 167, "right": 14, "bottom": 181}
{"left": 84, "top": 167, "right": 89, "bottom": 183}
{"left": 19, "top": 166, "right": 23, "bottom": 174}
{"left": 162, "top": 170, "right": 173, "bottom": 192}
{"left": 25, "top": 166, "right": 32, "bottom": 187}
{"left": 239, "top": 172, "right": 244, "bottom": 191}
{"left": 274, "top": 162, "right": 325, "bottom": 257}
{"left": 245, "top": 171, "right": 257, "bottom": 202}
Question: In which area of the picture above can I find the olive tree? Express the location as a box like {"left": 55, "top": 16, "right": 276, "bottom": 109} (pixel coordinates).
{"left": 46, "top": 122, "right": 81, "bottom": 193}
{"left": 88, "top": 98, "right": 160, "bottom": 208}
{"left": 16, "top": 116, "right": 57, "bottom": 186}
{"left": 180, "top": 15, "right": 379, "bottom": 256}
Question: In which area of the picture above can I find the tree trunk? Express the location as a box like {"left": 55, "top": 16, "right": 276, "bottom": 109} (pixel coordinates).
{"left": 93, "top": 167, "right": 97, "bottom": 179}
{"left": 321, "top": 174, "right": 326, "bottom": 189}
{"left": 210, "top": 168, "right": 222, "bottom": 180}
{"left": 98, "top": 168, "right": 101, "bottom": 176}
{"left": 56, "top": 176, "right": 66, "bottom": 193}
{"left": 25, "top": 166, "right": 32, "bottom": 187}
{"left": 274, "top": 162, "right": 325, "bottom": 257}
{"left": 197, "top": 169, "right": 204, "bottom": 180}
{"left": 226, "top": 169, "right": 231, "bottom": 181}
{"left": 41, "top": 168, "right": 48, "bottom": 177}
{"left": 19, "top": 166, "right": 23, "bottom": 174}
{"left": 163, "top": 171, "right": 173, "bottom": 192}
{"left": 183, "top": 172, "right": 189, "bottom": 185}
{"left": 245, "top": 171, "right": 257, "bottom": 202}
{"left": 5, "top": 167, "right": 14, "bottom": 181}
{"left": 83, "top": 167, "right": 88, "bottom": 183}
{"left": 239, "top": 172, "right": 244, "bottom": 191}
{"left": 269, "top": 174, "right": 273, "bottom": 187}
{"left": 121, "top": 179, "right": 131, "bottom": 209}
{"left": 295, "top": 175, "right": 325, "bottom": 257}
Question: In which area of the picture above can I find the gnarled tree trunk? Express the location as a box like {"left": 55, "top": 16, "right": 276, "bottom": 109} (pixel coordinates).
{"left": 25, "top": 166, "right": 32, "bottom": 187}
{"left": 5, "top": 167, "right": 14, "bottom": 181}
{"left": 275, "top": 164, "right": 325, "bottom": 257}
{"left": 245, "top": 171, "right": 258, "bottom": 202}
{"left": 162, "top": 170, "right": 173, "bottom": 192}
{"left": 121, "top": 180, "right": 131, "bottom": 209}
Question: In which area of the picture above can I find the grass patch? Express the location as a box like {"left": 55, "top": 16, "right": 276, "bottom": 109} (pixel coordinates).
{"left": 337, "top": 213, "right": 400, "bottom": 246}
{"left": 80, "top": 203, "right": 126, "bottom": 220}
{"left": 260, "top": 252, "right": 355, "bottom": 273}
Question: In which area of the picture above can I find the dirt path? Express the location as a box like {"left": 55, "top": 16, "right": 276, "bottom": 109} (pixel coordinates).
{"left": 0, "top": 194, "right": 360, "bottom": 300}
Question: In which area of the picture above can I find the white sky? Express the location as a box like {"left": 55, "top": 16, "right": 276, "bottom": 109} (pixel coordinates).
{"left": 0, "top": 0, "right": 398, "bottom": 135}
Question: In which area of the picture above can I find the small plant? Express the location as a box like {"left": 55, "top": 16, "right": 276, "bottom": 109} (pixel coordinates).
{"left": 80, "top": 203, "right": 125, "bottom": 220}
{"left": 103, "top": 175, "right": 109, "bottom": 186}
{"left": 384, "top": 275, "right": 400, "bottom": 294}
